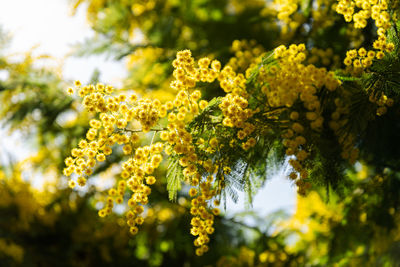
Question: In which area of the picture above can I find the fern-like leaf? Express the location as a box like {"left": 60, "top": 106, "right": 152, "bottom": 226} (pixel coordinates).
{"left": 166, "top": 157, "right": 183, "bottom": 201}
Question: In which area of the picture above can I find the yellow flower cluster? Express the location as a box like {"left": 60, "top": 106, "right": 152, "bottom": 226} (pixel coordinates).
{"left": 165, "top": 51, "right": 216, "bottom": 179}
{"left": 0, "top": 239, "right": 24, "bottom": 263}
{"left": 328, "top": 97, "right": 359, "bottom": 163}
{"left": 337, "top": 0, "right": 396, "bottom": 66}
{"left": 230, "top": 0, "right": 267, "bottom": 14}
{"left": 217, "top": 246, "right": 256, "bottom": 266}
{"left": 369, "top": 92, "right": 394, "bottom": 116}
{"left": 132, "top": 98, "right": 161, "bottom": 132}
{"left": 336, "top": 0, "right": 391, "bottom": 29}
{"left": 273, "top": 0, "right": 338, "bottom": 37}
{"left": 213, "top": 40, "right": 265, "bottom": 151}
{"left": 131, "top": 0, "right": 156, "bottom": 16}
{"left": 217, "top": 245, "right": 295, "bottom": 266}
{"left": 189, "top": 176, "right": 219, "bottom": 256}
{"left": 63, "top": 124, "right": 135, "bottom": 181}
{"left": 265, "top": 44, "right": 340, "bottom": 108}
{"left": 283, "top": 129, "right": 312, "bottom": 195}
{"left": 219, "top": 66, "right": 247, "bottom": 96}
{"left": 166, "top": 125, "right": 219, "bottom": 255}
{"left": 344, "top": 48, "right": 377, "bottom": 69}
{"left": 311, "top": 0, "right": 337, "bottom": 29}
{"left": 218, "top": 66, "right": 257, "bottom": 149}
{"left": 263, "top": 44, "right": 341, "bottom": 193}
{"left": 117, "top": 143, "right": 163, "bottom": 235}
{"left": 258, "top": 247, "right": 290, "bottom": 264}
{"left": 307, "top": 47, "right": 341, "bottom": 68}
{"left": 64, "top": 79, "right": 170, "bottom": 238}
{"left": 64, "top": 50, "right": 236, "bottom": 254}
{"left": 163, "top": 119, "right": 199, "bottom": 179}
{"left": 228, "top": 39, "right": 265, "bottom": 72}
{"left": 164, "top": 50, "right": 267, "bottom": 253}
{"left": 329, "top": 88, "right": 394, "bottom": 164}
{"left": 167, "top": 51, "right": 234, "bottom": 252}
{"left": 343, "top": 46, "right": 391, "bottom": 72}
{"left": 275, "top": 0, "right": 300, "bottom": 27}
{"left": 171, "top": 50, "right": 219, "bottom": 91}
{"left": 63, "top": 29, "right": 396, "bottom": 253}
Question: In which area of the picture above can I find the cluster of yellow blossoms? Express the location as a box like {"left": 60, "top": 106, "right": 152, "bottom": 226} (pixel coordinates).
{"left": 259, "top": 44, "right": 341, "bottom": 194}
{"left": 217, "top": 245, "right": 294, "bottom": 266}
{"left": 272, "top": 0, "right": 397, "bottom": 70}
{"left": 336, "top": 0, "right": 391, "bottom": 30}
{"left": 64, "top": 49, "right": 238, "bottom": 254}
{"left": 59, "top": 0, "right": 400, "bottom": 259}
{"left": 273, "top": 0, "right": 339, "bottom": 36}
{"left": 369, "top": 92, "right": 394, "bottom": 116}
{"left": 218, "top": 66, "right": 258, "bottom": 150}
{"left": 63, "top": 19, "right": 396, "bottom": 249}
{"left": 344, "top": 48, "right": 382, "bottom": 69}
{"left": 265, "top": 44, "right": 339, "bottom": 107}
{"left": 337, "top": 0, "right": 396, "bottom": 69}
{"left": 275, "top": 0, "right": 301, "bottom": 29}
{"left": 229, "top": 39, "right": 265, "bottom": 72}
{"left": 188, "top": 178, "right": 219, "bottom": 256}
{"left": 119, "top": 143, "right": 163, "bottom": 235}
{"left": 131, "top": 0, "right": 156, "bottom": 16}
{"left": 214, "top": 40, "right": 265, "bottom": 151}
{"left": 165, "top": 51, "right": 230, "bottom": 255}
{"left": 307, "top": 47, "right": 341, "bottom": 68}
{"left": 0, "top": 239, "right": 24, "bottom": 263}
{"left": 327, "top": 97, "right": 360, "bottom": 163}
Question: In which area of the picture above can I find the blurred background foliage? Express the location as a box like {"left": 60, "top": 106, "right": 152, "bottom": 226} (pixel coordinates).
{"left": 0, "top": 0, "right": 400, "bottom": 266}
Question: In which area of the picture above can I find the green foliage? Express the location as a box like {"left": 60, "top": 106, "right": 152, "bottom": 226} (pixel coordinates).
{"left": 165, "top": 156, "right": 183, "bottom": 202}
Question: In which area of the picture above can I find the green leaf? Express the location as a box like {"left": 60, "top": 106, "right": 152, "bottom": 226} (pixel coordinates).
{"left": 166, "top": 157, "right": 183, "bottom": 201}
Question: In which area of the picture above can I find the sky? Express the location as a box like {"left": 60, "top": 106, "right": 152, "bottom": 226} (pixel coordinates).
{"left": 0, "top": 0, "right": 296, "bottom": 219}
{"left": 0, "top": 0, "right": 127, "bottom": 84}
